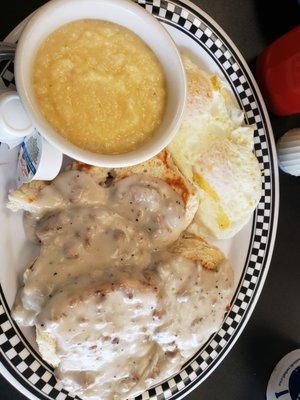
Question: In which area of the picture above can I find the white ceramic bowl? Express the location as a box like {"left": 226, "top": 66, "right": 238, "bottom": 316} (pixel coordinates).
{"left": 14, "top": 0, "right": 186, "bottom": 168}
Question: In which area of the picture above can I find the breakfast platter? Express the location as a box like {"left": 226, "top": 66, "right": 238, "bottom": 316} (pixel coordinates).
{"left": 0, "top": 1, "right": 278, "bottom": 400}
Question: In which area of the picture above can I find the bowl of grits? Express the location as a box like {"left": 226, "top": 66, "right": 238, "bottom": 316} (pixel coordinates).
{"left": 14, "top": 0, "right": 186, "bottom": 167}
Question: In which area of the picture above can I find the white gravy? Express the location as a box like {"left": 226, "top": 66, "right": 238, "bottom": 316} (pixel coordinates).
{"left": 13, "top": 170, "right": 233, "bottom": 400}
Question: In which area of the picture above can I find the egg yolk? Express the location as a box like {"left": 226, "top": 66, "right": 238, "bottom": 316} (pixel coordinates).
{"left": 193, "top": 172, "right": 231, "bottom": 230}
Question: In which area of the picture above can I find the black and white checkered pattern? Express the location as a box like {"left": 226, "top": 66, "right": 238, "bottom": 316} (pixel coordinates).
{"left": 0, "top": 300, "right": 78, "bottom": 400}
{"left": 0, "top": 1, "right": 276, "bottom": 399}
{"left": 0, "top": 60, "right": 15, "bottom": 88}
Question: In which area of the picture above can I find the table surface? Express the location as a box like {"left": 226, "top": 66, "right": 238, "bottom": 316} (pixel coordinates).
{"left": 1, "top": 1, "right": 300, "bottom": 399}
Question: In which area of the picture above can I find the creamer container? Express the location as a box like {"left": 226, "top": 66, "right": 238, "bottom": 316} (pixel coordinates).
{"left": 266, "top": 349, "right": 300, "bottom": 400}
{"left": 16, "top": 131, "right": 63, "bottom": 185}
{"left": 0, "top": 89, "right": 63, "bottom": 184}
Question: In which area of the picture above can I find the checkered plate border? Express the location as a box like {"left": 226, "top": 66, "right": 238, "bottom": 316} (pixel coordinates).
{"left": 0, "top": 1, "right": 278, "bottom": 400}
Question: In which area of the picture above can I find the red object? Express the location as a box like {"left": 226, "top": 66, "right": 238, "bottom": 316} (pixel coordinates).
{"left": 256, "top": 26, "right": 300, "bottom": 116}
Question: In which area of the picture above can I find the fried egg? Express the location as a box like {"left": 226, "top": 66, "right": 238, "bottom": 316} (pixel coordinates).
{"left": 168, "top": 54, "right": 262, "bottom": 240}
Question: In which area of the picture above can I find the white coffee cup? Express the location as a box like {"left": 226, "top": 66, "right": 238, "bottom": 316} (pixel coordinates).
{"left": 10, "top": 0, "right": 186, "bottom": 168}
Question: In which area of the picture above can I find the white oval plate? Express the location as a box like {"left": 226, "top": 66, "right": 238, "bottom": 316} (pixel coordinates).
{"left": 0, "top": 1, "right": 279, "bottom": 400}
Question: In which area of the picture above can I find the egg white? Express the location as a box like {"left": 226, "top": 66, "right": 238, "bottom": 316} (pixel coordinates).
{"left": 168, "top": 55, "right": 262, "bottom": 240}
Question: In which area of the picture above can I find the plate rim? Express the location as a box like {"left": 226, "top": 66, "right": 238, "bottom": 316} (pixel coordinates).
{"left": 168, "top": 1, "right": 280, "bottom": 397}
{"left": 0, "top": 1, "right": 279, "bottom": 400}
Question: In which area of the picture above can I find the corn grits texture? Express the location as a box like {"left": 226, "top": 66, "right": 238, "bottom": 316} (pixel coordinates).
{"left": 33, "top": 19, "right": 166, "bottom": 154}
